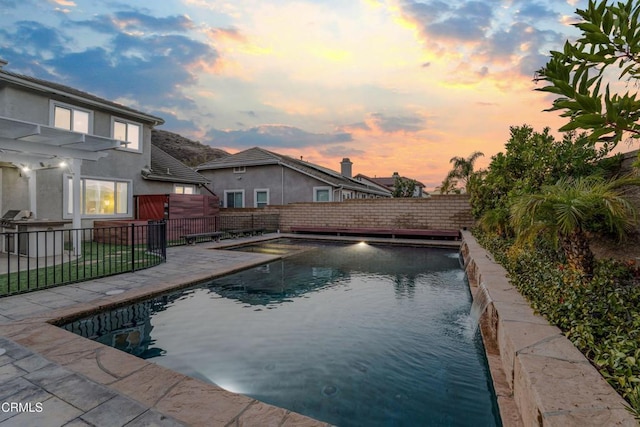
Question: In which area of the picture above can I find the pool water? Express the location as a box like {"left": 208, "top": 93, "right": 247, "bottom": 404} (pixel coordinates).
{"left": 63, "top": 242, "right": 501, "bottom": 426}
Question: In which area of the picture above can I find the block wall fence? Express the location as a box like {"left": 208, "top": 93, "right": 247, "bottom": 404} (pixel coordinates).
{"left": 222, "top": 195, "right": 474, "bottom": 231}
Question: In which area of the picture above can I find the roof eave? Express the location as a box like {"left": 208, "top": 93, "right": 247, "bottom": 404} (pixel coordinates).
{"left": 141, "top": 174, "right": 209, "bottom": 185}
{"left": 196, "top": 159, "right": 280, "bottom": 171}
{"left": 1, "top": 72, "right": 164, "bottom": 126}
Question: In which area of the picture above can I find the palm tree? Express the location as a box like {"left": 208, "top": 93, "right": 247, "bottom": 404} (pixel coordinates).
{"left": 447, "top": 151, "right": 484, "bottom": 193}
{"left": 438, "top": 175, "right": 460, "bottom": 194}
{"left": 510, "top": 175, "right": 640, "bottom": 277}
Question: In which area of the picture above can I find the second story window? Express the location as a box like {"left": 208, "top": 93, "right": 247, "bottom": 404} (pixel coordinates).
{"left": 52, "top": 103, "right": 90, "bottom": 133}
{"left": 113, "top": 119, "right": 141, "bottom": 151}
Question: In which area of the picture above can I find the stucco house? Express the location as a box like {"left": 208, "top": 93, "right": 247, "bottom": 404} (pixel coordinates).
{"left": 0, "top": 59, "right": 209, "bottom": 230}
{"left": 196, "top": 147, "right": 391, "bottom": 207}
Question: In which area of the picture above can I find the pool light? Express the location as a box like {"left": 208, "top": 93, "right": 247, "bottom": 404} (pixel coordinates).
{"left": 213, "top": 379, "right": 245, "bottom": 394}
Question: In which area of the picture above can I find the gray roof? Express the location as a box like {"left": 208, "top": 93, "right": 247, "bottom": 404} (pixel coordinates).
{"left": 197, "top": 146, "right": 279, "bottom": 169}
{"left": 142, "top": 145, "right": 210, "bottom": 185}
{"left": 355, "top": 174, "right": 426, "bottom": 189}
{"left": 197, "top": 147, "right": 391, "bottom": 196}
{"left": 0, "top": 67, "right": 164, "bottom": 125}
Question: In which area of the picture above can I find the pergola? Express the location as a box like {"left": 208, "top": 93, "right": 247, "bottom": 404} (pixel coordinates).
{"left": 0, "top": 116, "right": 125, "bottom": 254}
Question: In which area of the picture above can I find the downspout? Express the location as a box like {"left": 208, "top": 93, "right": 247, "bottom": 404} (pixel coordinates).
{"left": 281, "top": 165, "right": 285, "bottom": 204}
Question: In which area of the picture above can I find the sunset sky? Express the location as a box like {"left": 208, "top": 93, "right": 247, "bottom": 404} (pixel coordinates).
{"left": 0, "top": 0, "right": 597, "bottom": 190}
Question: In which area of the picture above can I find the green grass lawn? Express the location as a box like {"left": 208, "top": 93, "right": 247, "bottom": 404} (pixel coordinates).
{"left": 0, "top": 241, "right": 164, "bottom": 297}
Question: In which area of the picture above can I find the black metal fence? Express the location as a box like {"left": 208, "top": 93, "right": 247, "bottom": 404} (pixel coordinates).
{"left": 166, "top": 213, "right": 280, "bottom": 246}
{"left": 0, "top": 212, "right": 280, "bottom": 297}
{"left": 0, "top": 221, "right": 167, "bottom": 297}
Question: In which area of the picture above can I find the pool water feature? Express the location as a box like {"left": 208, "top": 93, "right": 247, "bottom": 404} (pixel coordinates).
{"left": 469, "top": 282, "right": 493, "bottom": 332}
{"left": 62, "top": 242, "right": 501, "bottom": 426}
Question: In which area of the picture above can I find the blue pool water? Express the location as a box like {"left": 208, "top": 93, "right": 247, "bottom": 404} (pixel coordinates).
{"left": 63, "top": 241, "right": 501, "bottom": 426}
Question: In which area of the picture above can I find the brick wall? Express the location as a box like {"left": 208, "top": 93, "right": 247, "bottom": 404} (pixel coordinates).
{"left": 261, "top": 195, "right": 474, "bottom": 231}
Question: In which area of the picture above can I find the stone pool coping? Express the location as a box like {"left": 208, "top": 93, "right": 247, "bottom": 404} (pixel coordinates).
{"left": 461, "top": 230, "right": 638, "bottom": 426}
{"left": 0, "top": 233, "right": 463, "bottom": 426}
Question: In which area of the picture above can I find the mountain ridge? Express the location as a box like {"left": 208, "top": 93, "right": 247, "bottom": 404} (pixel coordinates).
{"left": 151, "top": 129, "right": 229, "bottom": 167}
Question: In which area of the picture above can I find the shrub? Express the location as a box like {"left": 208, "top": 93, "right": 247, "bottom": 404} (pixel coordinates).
{"left": 474, "top": 230, "right": 640, "bottom": 417}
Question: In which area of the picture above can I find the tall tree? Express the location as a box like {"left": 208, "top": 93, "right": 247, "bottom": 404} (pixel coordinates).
{"left": 510, "top": 175, "right": 640, "bottom": 277}
{"left": 438, "top": 175, "right": 461, "bottom": 194}
{"left": 468, "top": 125, "right": 614, "bottom": 222}
{"left": 535, "top": 0, "right": 640, "bottom": 151}
{"left": 393, "top": 175, "right": 418, "bottom": 197}
{"left": 447, "top": 151, "right": 484, "bottom": 193}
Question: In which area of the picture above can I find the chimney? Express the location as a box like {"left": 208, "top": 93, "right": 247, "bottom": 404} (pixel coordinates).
{"left": 341, "top": 158, "right": 353, "bottom": 178}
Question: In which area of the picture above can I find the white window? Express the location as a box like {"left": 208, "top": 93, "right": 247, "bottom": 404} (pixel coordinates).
{"left": 254, "top": 189, "right": 269, "bottom": 208}
{"left": 174, "top": 184, "right": 195, "bottom": 194}
{"left": 51, "top": 101, "right": 92, "bottom": 134}
{"left": 224, "top": 190, "right": 244, "bottom": 208}
{"left": 233, "top": 166, "right": 246, "bottom": 173}
{"left": 112, "top": 118, "right": 142, "bottom": 151}
{"left": 313, "top": 186, "right": 332, "bottom": 202}
{"left": 342, "top": 191, "right": 354, "bottom": 200}
{"left": 64, "top": 175, "right": 132, "bottom": 218}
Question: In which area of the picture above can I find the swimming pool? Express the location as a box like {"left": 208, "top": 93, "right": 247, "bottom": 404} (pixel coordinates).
{"left": 62, "top": 241, "right": 501, "bottom": 426}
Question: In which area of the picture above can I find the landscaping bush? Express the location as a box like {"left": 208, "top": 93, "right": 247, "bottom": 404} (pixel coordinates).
{"left": 474, "top": 230, "right": 640, "bottom": 417}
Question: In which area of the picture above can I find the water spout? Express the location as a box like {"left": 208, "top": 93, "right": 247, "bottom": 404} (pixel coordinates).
{"left": 469, "top": 282, "right": 492, "bottom": 332}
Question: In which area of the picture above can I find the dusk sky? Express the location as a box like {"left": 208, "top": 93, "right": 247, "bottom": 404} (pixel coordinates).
{"left": 0, "top": 0, "right": 593, "bottom": 190}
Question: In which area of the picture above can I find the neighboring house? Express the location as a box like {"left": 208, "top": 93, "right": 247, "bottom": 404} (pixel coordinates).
{"left": 0, "top": 59, "right": 208, "bottom": 229}
{"left": 355, "top": 172, "right": 427, "bottom": 197}
{"left": 142, "top": 145, "right": 211, "bottom": 196}
{"left": 196, "top": 147, "right": 391, "bottom": 207}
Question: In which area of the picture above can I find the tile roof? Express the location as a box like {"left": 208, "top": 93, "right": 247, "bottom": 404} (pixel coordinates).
{"left": 0, "top": 68, "right": 164, "bottom": 125}
{"left": 197, "top": 147, "right": 279, "bottom": 169}
{"left": 356, "top": 173, "right": 426, "bottom": 188}
{"left": 197, "top": 147, "right": 391, "bottom": 196}
{"left": 142, "top": 145, "right": 210, "bottom": 185}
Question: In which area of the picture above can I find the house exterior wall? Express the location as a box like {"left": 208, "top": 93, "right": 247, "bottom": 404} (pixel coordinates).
{"left": 37, "top": 168, "right": 64, "bottom": 220}
{"left": 264, "top": 195, "right": 474, "bottom": 231}
{"left": 134, "top": 179, "right": 199, "bottom": 196}
{"left": 1, "top": 81, "right": 157, "bottom": 225}
{"left": 201, "top": 164, "right": 331, "bottom": 206}
{"left": 1, "top": 168, "right": 29, "bottom": 215}
{"left": 0, "top": 86, "right": 49, "bottom": 123}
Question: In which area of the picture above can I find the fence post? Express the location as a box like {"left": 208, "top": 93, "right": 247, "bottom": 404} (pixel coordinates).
{"left": 130, "top": 223, "right": 135, "bottom": 271}
{"left": 160, "top": 220, "right": 167, "bottom": 261}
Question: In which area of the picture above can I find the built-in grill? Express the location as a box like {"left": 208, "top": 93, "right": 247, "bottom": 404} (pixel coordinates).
{"left": 0, "top": 210, "right": 30, "bottom": 229}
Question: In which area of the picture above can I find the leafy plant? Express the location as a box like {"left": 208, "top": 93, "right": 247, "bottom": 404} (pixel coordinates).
{"left": 510, "top": 175, "right": 640, "bottom": 277}
{"left": 392, "top": 175, "right": 418, "bottom": 197}
{"left": 535, "top": 0, "right": 640, "bottom": 150}
{"left": 468, "top": 125, "right": 616, "bottom": 224}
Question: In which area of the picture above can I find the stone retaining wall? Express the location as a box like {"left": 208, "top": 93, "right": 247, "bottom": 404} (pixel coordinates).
{"left": 461, "top": 230, "right": 637, "bottom": 426}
